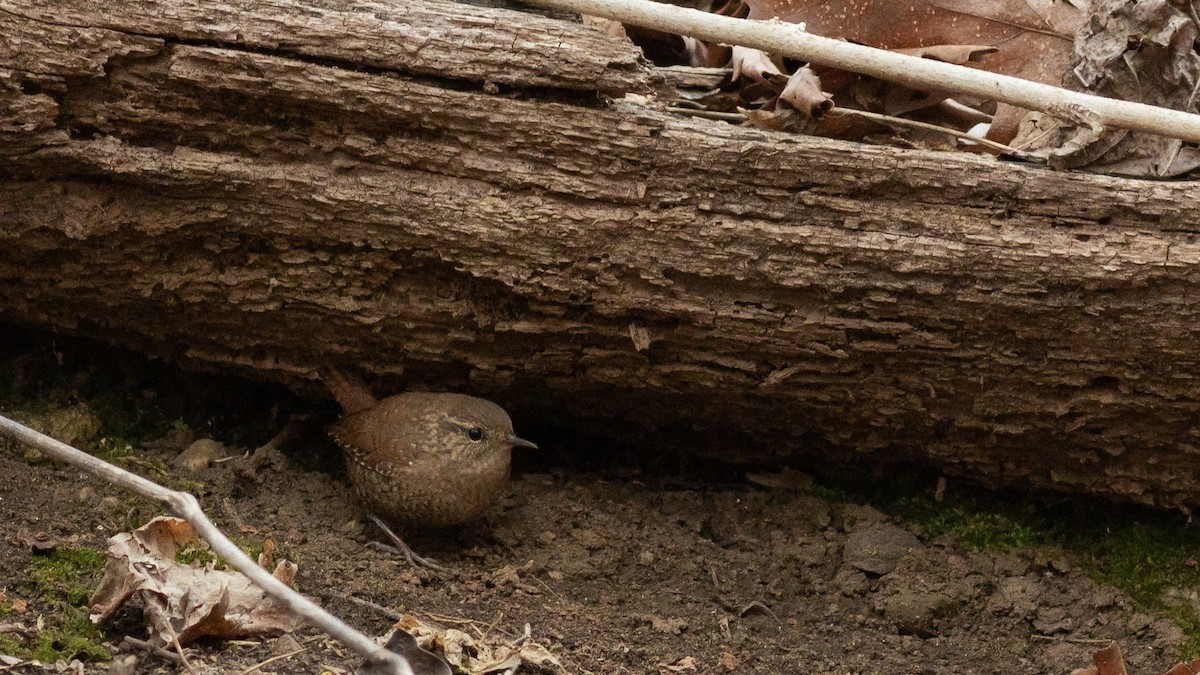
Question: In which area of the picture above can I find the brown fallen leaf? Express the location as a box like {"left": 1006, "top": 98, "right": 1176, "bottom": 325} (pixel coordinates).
{"left": 89, "top": 516, "right": 306, "bottom": 646}
{"left": 661, "top": 656, "right": 699, "bottom": 673}
{"left": 1076, "top": 647, "right": 1200, "bottom": 675}
{"left": 1165, "top": 657, "right": 1200, "bottom": 675}
{"left": 731, "top": 45, "right": 784, "bottom": 83}
{"left": 1093, "top": 642, "right": 1129, "bottom": 675}
{"left": 744, "top": 0, "right": 1087, "bottom": 138}
{"left": 392, "top": 614, "right": 566, "bottom": 675}
{"left": 1013, "top": 0, "right": 1200, "bottom": 176}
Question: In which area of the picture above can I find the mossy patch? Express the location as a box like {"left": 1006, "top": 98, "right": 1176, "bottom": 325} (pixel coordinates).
{"left": 16, "top": 547, "right": 111, "bottom": 662}
{"left": 0, "top": 329, "right": 303, "bottom": 450}
{"left": 819, "top": 468, "right": 1200, "bottom": 659}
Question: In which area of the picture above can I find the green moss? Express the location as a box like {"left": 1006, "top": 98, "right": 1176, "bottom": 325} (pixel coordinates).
{"left": 27, "top": 610, "right": 111, "bottom": 663}
{"left": 92, "top": 436, "right": 134, "bottom": 462}
{"left": 912, "top": 505, "right": 1040, "bottom": 552}
{"left": 1068, "top": 517, "right": 1200, "bottom": 658}
{"left": 0, "top": 634, "right": 22, "bottom": 657}
{"left": 26, "top": 547, "right": 106, "bottom": 608}
{"left": 176, "top": 541, "right": 219, "bottom": 567}
{"left": 817, "top": 470, "right": 1200, "bottom": 660}
{"left": 0, "top": 330, "right": 302, "bottom": 450}
{"left": 16, "top": 547, "right": 111, "bottom": 663}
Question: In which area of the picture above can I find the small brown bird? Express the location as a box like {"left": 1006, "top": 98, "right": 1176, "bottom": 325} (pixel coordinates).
{"left": 325, "top": 370, "right": 536, "bottom": 568}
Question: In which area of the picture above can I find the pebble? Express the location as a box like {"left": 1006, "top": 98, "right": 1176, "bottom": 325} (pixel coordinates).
{"left": 843, "top": 523, "right": 922, "bottom": 575}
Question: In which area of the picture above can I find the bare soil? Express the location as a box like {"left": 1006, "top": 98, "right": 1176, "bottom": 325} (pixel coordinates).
{"left": 0, "top": 331, "right": 1189, "bottom": 674}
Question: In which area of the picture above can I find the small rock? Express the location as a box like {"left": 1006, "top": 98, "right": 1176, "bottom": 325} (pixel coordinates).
{"left": 833, "top": 566, "right": 870, "bottom": 597}
{"left": 639, "top": 614, "right": 687, "bottom": 634}
{"left": 843, "top": 523, "right": 922, "bottom": 575}
{"left": 76, "top": 486, "right": 95, "bottom": 503}
{"left": 41, "top": 404, "right": 104, "bottom": 449}
{"left": 839, "top": 504, "right": 889, "bottom": 530}
{"left": 172, "top": 439, "right": 234, "bottom": 472}
{"left": 271, "top": 633, "right": 302, "bottom": 656}
{"left": 144, "top": 427, "right": 196, "bottom": 454}
{"left": 1033, "top": 606, "right": 1074, "bottom": 635}
{"left": 884, "top": 590, "right": 958, "bottom": 638}
{"left": 637, "top": 550, "right": 655, "bottom": 565}
{"left": 988, "top": 576, "right": 1041, "bottom": 618}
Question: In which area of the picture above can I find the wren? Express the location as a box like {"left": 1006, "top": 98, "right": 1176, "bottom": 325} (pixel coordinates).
{"left": 324, "top": 370, "right": 536, "bottom": 567}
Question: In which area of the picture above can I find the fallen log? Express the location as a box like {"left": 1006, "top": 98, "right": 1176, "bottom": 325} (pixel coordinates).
{"left": 3, "top": 0, "right": 1200, "bottom": 507}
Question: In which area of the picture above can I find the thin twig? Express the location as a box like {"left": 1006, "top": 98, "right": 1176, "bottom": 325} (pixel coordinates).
{"left": 325, "top": 588, "right": 404, "bottom": 621}
{"left": 160, "top": 617, "right": 197, "bottom": 674}
{"left": 525, "top": 0, "right": 1200, "bottom": 142}
{"left": 121, "top": 636, "right": 182, "bottom": 663}
{"left": 829, "top": 108, "right": 1030, "bottom": 156}
{"left": 667, "top": 106, "right": 749, "bottom": 122}
{"left": 1030, "top": 635, "right": 1119, "bottom": 645}
{"left": 239, "top": 647, "right": 306, "bottom": 674}
{"left": 0, "top": 414, "right": 413, "bottom": 675}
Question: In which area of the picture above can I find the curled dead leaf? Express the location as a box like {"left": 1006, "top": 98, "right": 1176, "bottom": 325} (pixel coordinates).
{"left": 388, "top": 614, "right": 565, "bottom": 675}
{"left": 778, "top": 66, "right": 834, "bottom": 118}
{"left": 88, "top": 516, "right": 306, "bottom": 646}
{"left": 731, "top": 46, "right": 783, "bottom": 83}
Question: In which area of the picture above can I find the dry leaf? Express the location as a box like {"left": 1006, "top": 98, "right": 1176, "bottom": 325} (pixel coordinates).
{"left": 778, "top": 66, "right": 834, "bottom": 117}
{"left": 661, "top": 656, "right": 699, "bottom": 673}
{"left": 746, "top": 467, "right": 815, "bottom": 490}
{"left": 1034, "top": 0, "right": 1200, "bottom": 175}
{"left": 390, "top": 614, "right": 566, "bottom": 675}
{"left": 1093, "top": 642, "right": 1128, "bottom": 675}
{"left": 88, "top": 516, "right": 306, "bottom": 646}
{"left": 731, "top": 45, "right": 784, "bottom": 83}
{"left": 744, "top": 0, "right": 1086, "bottom": 140}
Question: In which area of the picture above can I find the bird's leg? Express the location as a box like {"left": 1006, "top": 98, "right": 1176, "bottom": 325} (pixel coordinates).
{"left": 367, "top": 515, "right": 449, "bottom": 572}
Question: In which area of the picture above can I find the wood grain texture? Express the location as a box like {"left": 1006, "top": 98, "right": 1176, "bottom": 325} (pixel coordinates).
{"left": 2, "top": 0, "right": 1200, "bottom": 506}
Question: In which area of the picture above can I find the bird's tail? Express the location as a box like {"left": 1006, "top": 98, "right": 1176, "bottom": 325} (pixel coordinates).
{"left": 323, "top": 367, "right": 378, "bottom": 415}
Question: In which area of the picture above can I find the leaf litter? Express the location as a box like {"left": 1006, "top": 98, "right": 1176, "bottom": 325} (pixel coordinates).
{"left": 619, "top": 0, "right": 1200, "bottom": 175}
{"left": 87, "top": 516, "right": 305, "bottom": 647}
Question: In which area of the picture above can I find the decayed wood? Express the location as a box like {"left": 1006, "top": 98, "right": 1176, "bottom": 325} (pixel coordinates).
{"left": 3, "top": 0, "right": 1200, "bottom": 507}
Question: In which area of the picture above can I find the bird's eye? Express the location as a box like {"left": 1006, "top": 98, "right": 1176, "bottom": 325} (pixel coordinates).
{"left": 466, "top": 427, "right": 484, "bottom": 442}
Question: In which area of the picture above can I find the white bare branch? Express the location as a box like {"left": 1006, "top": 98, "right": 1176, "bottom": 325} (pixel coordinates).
{"left": 527, "top": 0, "right": 1200, "bottom": 143}
{"left": 0, "top": 414, "right": 412, "bottom": 675}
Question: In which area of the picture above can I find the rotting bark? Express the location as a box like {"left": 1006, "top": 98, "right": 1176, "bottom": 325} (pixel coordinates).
{"left": 3, "top": 0, "right": 1200, "bottom": 507}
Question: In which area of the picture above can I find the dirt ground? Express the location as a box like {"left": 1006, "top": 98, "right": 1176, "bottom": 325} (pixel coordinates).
{"left": 0, "top": 330, "right": 1193, "bottom": 674}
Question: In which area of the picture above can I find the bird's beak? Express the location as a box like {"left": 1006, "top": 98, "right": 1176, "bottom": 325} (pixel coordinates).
{"left": 506, "top": 434, "right": 538, "bottom": 449}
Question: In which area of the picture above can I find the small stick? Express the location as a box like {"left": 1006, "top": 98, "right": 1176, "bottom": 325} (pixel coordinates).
{"left": 239, "top": 647, "right": 306, "bottom": 674}
{"left": 160, "top": 618, "right": 197, "bottom": 674}
{"left": 667, "top": 107, "right": 749, "bottom": 122}
{"left": 121, "top": 636, "right": 183, "bottom": 663}
{"left": 325, "top": 588, "right": 404, "bottom": 621}
{"left": 525, "top": 0, "right": 1200, "bottom": 143}
{"left": 828, "top": 108, "right": 1028, "bottom": 156}
{"left": 0, "top": 414, "right": 413, "bottom": 675}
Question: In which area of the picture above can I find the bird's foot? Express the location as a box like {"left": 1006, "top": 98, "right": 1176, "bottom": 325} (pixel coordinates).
{"left": 368, "top": 515, "right": 450, "bottom": 573}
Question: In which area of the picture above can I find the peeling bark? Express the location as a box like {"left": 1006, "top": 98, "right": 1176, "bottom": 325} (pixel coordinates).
{"left": 3, "top": 0, "right": 1200, "bottom": 506}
